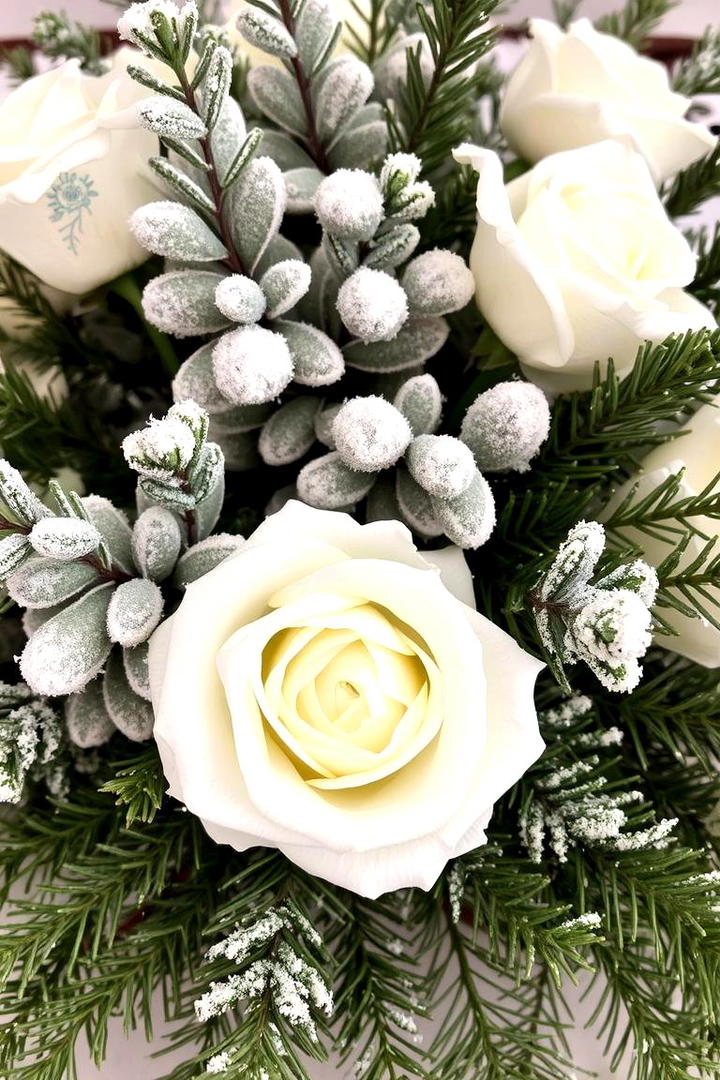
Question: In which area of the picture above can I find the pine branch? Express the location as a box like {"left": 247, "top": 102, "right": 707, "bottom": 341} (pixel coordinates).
{"left": 689, "top": 221, "right": 720, "bottom": 311}
{"left": 673, "top": 25, "right": 720, "bottom": 98}
{"left": 595, "top": 0, "right": 676, "bottom": 48}
{"left": 99, "top": 744, "right": 167, "bottom": 827}
{"left": 664, "top": 143, "right": 720, "bottom": 218}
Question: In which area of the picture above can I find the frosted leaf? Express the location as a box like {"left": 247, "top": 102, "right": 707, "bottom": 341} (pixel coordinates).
{"left": 169, "top": 399, "right": 208, "bottom": 445}
{"left": 124, "top": 415, "right": 196, "bottom": 482}
{"left": 259, "top": 397, "right": 320, "bottom": 466}
{"left": 396, "top": 470, "right": 443, "bottom": 537}
{"left": 255, "top": 233, "right": 304, "bottom": 278}
{"left": 23, "top": 604, "right": 63, "bottom": 638}
{"left": 389, "top": 181, "right": 435, "bottom": 223}
{"left": 174, "top": 533, "right": 244, "bottom": 588}
{"left": 209, "top": 95, "right": 248, "bottom": 187}
{"left": 124, "top": 642, "right": 151, "bottom": 701}
{"left": 316, "top": 57, "right": 373, "bottom": 142}
{"left": 103, "top": 650, "right": 154, "bottom": 741}
{"left": 375, "top": 33, "right": 433, "bottom": 102}
{"left": 202, "top": 45, "right": 233, "bottom": 134}
{"left": 337, "top": 268, "right": 408, "bottom": 343}
{"left": 315, "top": 170, "right": 384, "bottom": 242}
{"left": 227, "top": 156, "right": 287, "bottom": 274}
{"left": 132, "top": 506, "right": 183, "bottom": 582}
{"left": 173, "top": 342, "right": 246, "bottom": 415}
{"left": 380, "top": 153, "right": 422, "bottom": 195}
{"left": 432, "top": 471, "right": 496, "bottom": 549}
{"left": 215, "top": 275, "right": 267, "bottom": 324}
{"left": 213, "top": 326, "right": 293, "bottom": 405}
{"left": 295, "top": 0, "right": 338, "bottom": 69}
{"left": 324, "top": 232, "right": 359, "bottom": 278}
{"left": 0, "top": 459, "right": 51, "bottom": 525}
{"left": 209, "top": 427, "right": 259, "bottom": 472}
{"left": 540, "top": 522, "right": 606, "bottom": 605}
{"left": 260, "top": 131, "right": 315, "bottom": 172}
{"left": 107, "top": 578, "right": 164, "bottom": 647}
{"left": 344, "top": 315, "right": 448, "bottom": 372}
{"left": 461, "top": 381, "right": 551, "bottom": 473}
{"left": 597, "top": 560, "right": 658, "bottom": 608}
{"left": 266, "top": 483, "right": 297, "bottom": 516}
{"left": 297, "top": 452, "right": 376, "bottom": 509}
{"left": 261, "top": 260, "right": 312, "bottom": 319}
{"left": 142, "top": 271, "right": 230, "bottom": 338}
{"left": 193, "top": 447, "right": 226, "bottom": 538}
{"left": 65, "top": 678, "right": 115, "bottom": 749}
{"left": 139, "top": 96, "right": 207, "bottom": 140}
{"left": 275, "top": 321, "right": 344, "bottom": 387}
{"left": 406, "top": 434, "right": 476, "bottom": 498}
{"left": 284, "top": 167, "right": 323, "bottom": 214}
{"left": 117, "top": 0, "right": 195, "bottom": 50}
{"left": 29, "top": 518, "right": 101, "bottom": 561}
{"left": 248, "top": 66, "right": 307, "bottom": 137}
{"left": 82, "top": 496, "right": 135, "bottom": 574}
{"left": 237, "top": 6, "right": 297, "bottom": 58}
{"left": 130, "top": 201, "right": 228, "bottom": 263}
{"left": 209, "top": 402, "right": 272, "bottom": 434}
{"left": 329, "top": 116, "right": 388, "bottom": 171}
{"left": 20, "top": 583, "right": 114, "bottom": 696}
{"left": 333, "top": 396, "right": 412, "bottom": 472}
{"left": 393, "top": 373, "right": 442, "bottom": 435}
{"left": 7, "top": 556, "right": 97, "bottom": 609}
{"left": 402, "top": 250, "right": 475, "bottom": 316}
{"left": 364, "top": 224, "right": 420, "bottom": 271}
{"left": 314, "top": 404, "right": 342, "bottom": 449}
{"left": 0, "top": 533, "right": 31, "bottom": 578}
{"left": 365, "top": 473, "right": 400, "bottom": 524}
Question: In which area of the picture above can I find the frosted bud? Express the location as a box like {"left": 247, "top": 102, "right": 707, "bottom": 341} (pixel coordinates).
{"left": 215, "top": 275, "right": 267, "bottom": 324}
{"left": 142, "top": 271, "right": 230, "bottom": 338}
{"left": 596, "top": 560, "right": 658, "bottom": 609}
{"left": 540, "top": 521, "right": 606, "bottom": 606}
{"left": 260, "top": 260, "right": 312, "bottom": 318}
{"left": 396, "top": 470, "right": 443, "bottom": 537}
{"left": 0, "top": 459, "right": 51, "bottom": 525}
{"left": 107, "top": 578, "right": 164, "bottom": 647}
{"left": 431, "top": 471, "right": 496, "bottom": 549}
{"left": 212, "top": 326, "right": 294, "bottom": 405}
{"left": 173, "top": 534, "right": 244, "bottom": 589}
{"left": 168, "top": 399, "right": 209, "bottom": 448}
{"left": 130, "top": 202, "right": 228, "bottom": 263}
{"left": 406, "top": 434, "right": 475, "bottom": 499}
{"left": 364, "top": 224, "right": 420, "bottom": 271}
{"left": 237, "top": 6, "right": 297, "bottom": 58}
{"left": 132, "top": 506, "right": 183, "bottom": 582}
{"left": 123, "top": 416, "right": 196, "bottom": 482}
{"left": 259, "top": 397, "right": 320, "bottom": 466}
{"left": 65, "top": 679, "right": 115, "bottom": 749}
{"left": 380, "top": 153, "right": 422, "bottom": 197}
{"left": 118, "top": 0, "right": 197, "bottom": 53}
{"left": 461, "top": 381, "right": 551, "bottom": 473}
{"left": 336, "top": 268, "right": 408, "bottom": 343}
{"left": 139, "top": 97, "right": 207, "bottom": 140}
{"left": 0, "top": 534, "right": 31, "bottom": 578}
{"left": 569, "top": 589, "right": 652, "bottom": 694}
{"left": 314, "top": 170, "right": 384, "bottom": 241}
{"left": 19, "top": 583, "right": 113, "bottom": 696}
{"left": 314, "top": 404, "right": 342, "bottom": 449}
{"left": 297, "top": 452, "right": 376, "bottom": 509}
{"left": 333, "top": 395, "right": 412, "bottom": 471}
{"left": 402, "top": 250, "right": 475, "bottom": 316}
{"left": 29, "top": 518, "right": 102, "bottom": 561}
{"left": 393, "top": 374, "right": 442, "bottom": 435}
{"left": 390, "top": 181, "right": 435, "bottom": 222}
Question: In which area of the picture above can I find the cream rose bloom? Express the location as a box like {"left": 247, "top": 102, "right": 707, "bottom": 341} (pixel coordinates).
{"left": 500, "top": 18, "right": 716, "bottom": 184}
{"left": 455, "top": 139, "right": 715, "bottom": 395}
{"left": 0, "top": 48, "right": 159, "bottom": 294}
{"left": 149, "top": 501, "right": 544, "bottom": 897}
{"left": 607, "top": 401, "right": 720, "bottom": 669}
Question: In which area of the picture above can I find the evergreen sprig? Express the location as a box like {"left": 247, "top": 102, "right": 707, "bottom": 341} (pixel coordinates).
{"left": 664, "top": 142, "right": 720, "bottom": 218}
{"left": 595, "top": 0, "right": 676, "bottom": 48}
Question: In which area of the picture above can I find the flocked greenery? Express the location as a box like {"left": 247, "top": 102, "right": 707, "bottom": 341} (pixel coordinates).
{"left": 0, "top": 0, "right": 719, "bottom": 1078}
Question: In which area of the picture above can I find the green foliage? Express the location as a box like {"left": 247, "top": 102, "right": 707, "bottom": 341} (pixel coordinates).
{"left": 664, "top": 143, "right": 720, "bottom": 218}
{"left": 689, "top": 221, "right": 720, "bottom": 312}
{"left": 0, "top": 46, "right": 35, "bottom": 84}
{"left": 595, "top": 0, "right": 676, "bottom": 48}
{"left": 99, "top": 745, "right": 167, "bottom": 826}
{"left": 390, "top": 0, "right": 499, "bottom": 173}
{"left": 673, "top": 25, "right": 720, "bottom": 97}
{"left": 552, "top": 0, "right": 584, "bottom": 28}
{"left": 31, "top": 10, "right": 104, "bottom": 73}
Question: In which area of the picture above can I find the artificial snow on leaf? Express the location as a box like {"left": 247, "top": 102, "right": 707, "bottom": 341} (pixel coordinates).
{"left": 142, "top": 270, "right": 231, "bottom": 337}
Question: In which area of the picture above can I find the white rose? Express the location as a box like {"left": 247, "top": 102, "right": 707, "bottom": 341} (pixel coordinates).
{"left": 149, "top": 501, "right": 544, "bottom": 897}
{"left": 500, "top": 18, "right": 716, "bottom": 184}
{"left": 455, "top": 139, "right": 715, "bottom": 395}
{"left": 607, "top": 401, "right": 720, "bottom": 669}
{"left": 0, "top": 48, "right": 160, "bottom": 294}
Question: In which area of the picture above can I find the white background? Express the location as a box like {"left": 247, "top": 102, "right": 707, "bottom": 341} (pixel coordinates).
{"left": 1, "top": 0, "right": 718, "bottom": 1076}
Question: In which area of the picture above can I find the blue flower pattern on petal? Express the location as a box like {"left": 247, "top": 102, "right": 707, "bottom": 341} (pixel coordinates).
{"left": 46, "top": 172, "right": 98, "bottom": 255}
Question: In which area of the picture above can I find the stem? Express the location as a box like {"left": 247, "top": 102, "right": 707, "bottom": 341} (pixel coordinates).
{"left": 277, "top": 0, "right": 331, "bottom": 173}
{"left": 178, "top": 69, "right": 247, "bottom": 275}
{"left": 110, "top": 273, "right": 180, "bottom": 377}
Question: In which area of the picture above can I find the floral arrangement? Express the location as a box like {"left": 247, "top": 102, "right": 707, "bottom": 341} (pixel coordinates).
{"left": 0, "top": 0, "right": 719, "bottom": 1077}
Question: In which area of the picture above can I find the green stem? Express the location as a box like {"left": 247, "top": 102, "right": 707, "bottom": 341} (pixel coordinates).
{"left": 110, "top": 273, "right": 179, "bottom": 377}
